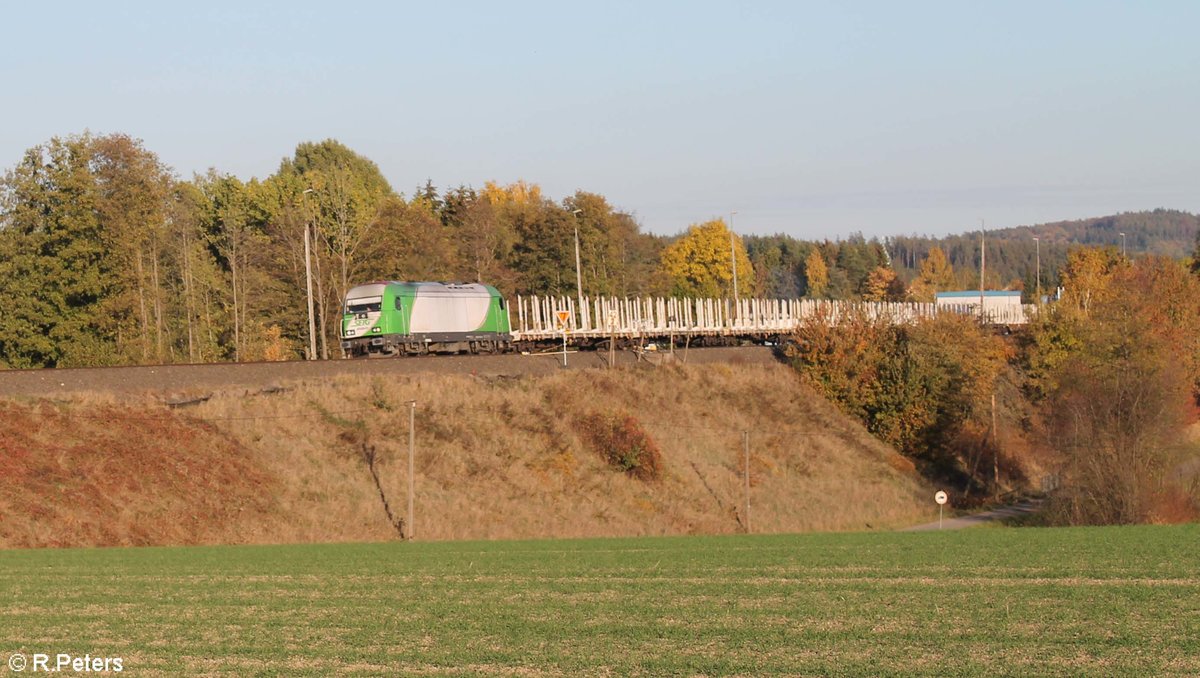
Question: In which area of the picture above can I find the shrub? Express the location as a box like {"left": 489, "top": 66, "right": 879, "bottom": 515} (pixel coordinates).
{"left": 578, "top": 412, "right": 663, "bottom": 481}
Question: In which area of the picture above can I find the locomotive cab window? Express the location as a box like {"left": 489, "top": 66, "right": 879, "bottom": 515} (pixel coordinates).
{"left": 346, "top": 297, "right": 382, "bottom": 314}
{"left": 395, "top": 298, "right": 403, "bottom": 311}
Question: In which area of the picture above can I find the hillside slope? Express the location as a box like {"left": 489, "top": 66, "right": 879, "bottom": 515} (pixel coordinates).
{"left": 886, "top": 209, "right": 1198, "bottom": 296}
{"left": 0, "top": 363, "right": 935, "bottom": 548}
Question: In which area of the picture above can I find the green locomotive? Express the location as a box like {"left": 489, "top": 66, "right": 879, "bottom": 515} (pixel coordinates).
{"left": 340, "top": 281, "right": 512, "bottom": 356}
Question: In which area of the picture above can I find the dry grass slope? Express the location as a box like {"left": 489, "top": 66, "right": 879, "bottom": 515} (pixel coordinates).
{"left": 0, "top": 362, "right": 935, "bottom": 547}
{"left": 0, "top": 402, "right": 275, "bottom": 548}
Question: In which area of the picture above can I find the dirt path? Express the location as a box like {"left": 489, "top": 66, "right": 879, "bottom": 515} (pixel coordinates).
{"left": 902, "top": 500, "right": 1043, "bottom": 531}
{"left": 0, "top": 346, "right": 781, "bottom": 398}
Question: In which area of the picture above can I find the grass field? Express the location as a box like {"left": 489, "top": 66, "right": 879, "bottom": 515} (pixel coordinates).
{"left": 2, "top": 526, "right": 1197, "bottom": 676}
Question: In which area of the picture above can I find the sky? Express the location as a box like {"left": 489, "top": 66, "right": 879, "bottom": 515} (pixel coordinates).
{"left": 1, "top": 1, "right": 1198, "bottom": 238}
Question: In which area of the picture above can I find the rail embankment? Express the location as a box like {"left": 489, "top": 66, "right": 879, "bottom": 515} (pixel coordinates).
{"left": 0, "top": 362, "right": 934, "bottom": 547}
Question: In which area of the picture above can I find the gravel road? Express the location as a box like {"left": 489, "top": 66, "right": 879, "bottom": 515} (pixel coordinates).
{"left": 902, "top": 500, "right": 1043, "bottom": 531}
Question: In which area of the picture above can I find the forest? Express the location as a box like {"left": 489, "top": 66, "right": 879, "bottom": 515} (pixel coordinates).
{"left": 3, "top": 133, "right": 1195, "bottom": 369}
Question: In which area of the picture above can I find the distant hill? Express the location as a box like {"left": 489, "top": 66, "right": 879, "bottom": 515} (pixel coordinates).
{"left": 887, "top": 209, "right": 1199, "bottom": 297}
{"left": 985, "top": 209, "right": 1199, "bottom": 258}
{"left": 746, "top": 209, "right": 1198, "bottom": 303}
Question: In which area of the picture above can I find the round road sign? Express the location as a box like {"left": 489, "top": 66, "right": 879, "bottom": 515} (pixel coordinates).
{"left": 935, "top": 490, "right": 948, "bottom": 505}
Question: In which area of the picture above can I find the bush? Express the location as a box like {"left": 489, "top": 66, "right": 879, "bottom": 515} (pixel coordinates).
{"left": 578, "top": 412, "right": 663, "bottom": 481}
{"left": 785, "top": 308, "right": 1009, "bottom": 476}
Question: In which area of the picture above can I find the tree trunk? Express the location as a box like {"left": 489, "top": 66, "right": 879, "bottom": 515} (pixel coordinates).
{"left": 231, "top": 244, "right": 240, "bottom": 362}
{"left": 152, "top": 241, "right": 164, "bottom": 362}
{"left": 136, "top": 249, "right": 149, "bottom": 361}
{"left": 182, "top": 230, "right": 196, "bottom": 362}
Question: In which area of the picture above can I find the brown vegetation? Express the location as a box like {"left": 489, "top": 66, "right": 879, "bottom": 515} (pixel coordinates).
{"left": 0, "top": 402, "right": 276, "bottom": 548}
{"left": 0, "top": 363, "right": 934, "bottom": 547}
{"left": 577, "top": 412, "right": 663, "bottom": 481}
{"left": 786, "top": 308, "right": 1024, "bottom": 497}
{"left": 1034, "top": 254, "right": 1200, "bottom": 524}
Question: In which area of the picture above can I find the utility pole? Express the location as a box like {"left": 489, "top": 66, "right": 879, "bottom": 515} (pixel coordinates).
{"left": 743, "top": 431, "right": 751, "bottom": 534}
{"left": 991, "top": 393, "right": 999, "bottom": 499}
{"left": 408, "top": 400, "right": 416, "bottom": 540}
{"left": 302, "top": 188, "right": 318, "bottom": 361}
{"left": 1033, "top": 235, "right": 1041, "bottom": 305}
{"left": 979, "top": 219, "right": 986, "bottom": 322}
{"left": 1120, "top": 231, "right": 1127, "bottom": 258}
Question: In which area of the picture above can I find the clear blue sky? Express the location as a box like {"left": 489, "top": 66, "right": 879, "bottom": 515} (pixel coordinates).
{"left": 2, "top": 1, "right": 1197, "bottom": 238}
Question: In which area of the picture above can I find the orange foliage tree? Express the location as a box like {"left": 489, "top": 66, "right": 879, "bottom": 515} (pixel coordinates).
{"left": 787, "top": 308, "right": 1009, "bottom": 478}
{"left": 1033, "top": 255, "right": 1200, "bottom": 524}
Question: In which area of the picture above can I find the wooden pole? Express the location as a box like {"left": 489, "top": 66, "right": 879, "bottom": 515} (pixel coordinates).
{"left": 408, "top": 400, "right": 415, "bottom": 540}
{"left": 992, "top": 393, "right": 999, "bottom": 499}
{"left": 743, "top": 431, "right": 751, "bottom": 534}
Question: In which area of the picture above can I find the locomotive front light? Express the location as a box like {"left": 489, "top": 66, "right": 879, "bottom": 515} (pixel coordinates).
{"left": 372, "top": 327, "right": 381, "bottom": 333}
{"left": 346, "top": 330, "right": 356, "bottom": 336}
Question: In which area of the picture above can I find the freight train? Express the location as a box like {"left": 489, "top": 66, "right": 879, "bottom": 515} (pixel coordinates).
{"left": 340, "top": 280, "right": 1033, "bottom": 358}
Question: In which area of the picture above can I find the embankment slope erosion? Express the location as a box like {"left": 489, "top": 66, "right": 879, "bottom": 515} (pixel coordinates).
{"left": 0, "top": 362, "right": 934, "bottom": 548}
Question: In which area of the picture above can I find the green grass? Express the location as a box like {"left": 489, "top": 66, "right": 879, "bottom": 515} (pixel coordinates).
{"left": 1, "top": 526, "right": 1198, "bottom": 676}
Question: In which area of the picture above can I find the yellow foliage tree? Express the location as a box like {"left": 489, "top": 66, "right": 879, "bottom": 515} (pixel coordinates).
{"left": 909, "top": 246, "right": 956, "bottom": 302}
{"left": 804, "top": 249, "right": 828, "bottom": 298}
{"left": 862, "top": 266, "right": 905, "bottom": 302}
{"left": 481, "top": 180, "right": 542, "bottom": 206}
{"left": 660, "top": 219, "right": 754, "bottom": 298}
{"left": 1059, "top": 247, "right": 1126, "bottom": 316}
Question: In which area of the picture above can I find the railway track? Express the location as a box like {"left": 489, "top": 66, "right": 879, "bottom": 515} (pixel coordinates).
{"left": 0, "top": 346, "right": 782, "bottom": 398}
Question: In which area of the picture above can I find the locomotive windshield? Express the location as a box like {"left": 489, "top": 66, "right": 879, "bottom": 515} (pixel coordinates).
{"left": 345, "top": 297, "right": 383, "bottom": 314}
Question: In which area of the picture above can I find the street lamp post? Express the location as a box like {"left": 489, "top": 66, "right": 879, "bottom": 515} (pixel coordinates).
{"left": 301, "top": 188, "right": 318, "bottom": 361}
{"left": 572, "top": 209, "right": 584, "bottom": 326}
{"left": 979, "top": 219, "right": 986, "bottom": 321}
{"left": 729, "top": 211, "right": 740, "bottom": 305}
{"left": 1032, "top": 236, "right": 1040, "bottom": 304}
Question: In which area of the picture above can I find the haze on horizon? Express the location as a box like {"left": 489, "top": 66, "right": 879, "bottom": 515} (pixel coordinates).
{"left": 2, "top": 1, "right": 1197, "bottom": 239}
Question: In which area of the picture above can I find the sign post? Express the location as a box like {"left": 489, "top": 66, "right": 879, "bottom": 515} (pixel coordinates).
{"left": 607, "top": 310, "right": 618, "bottom": 368}
{"left": 935, "top": 490, "right": 948, "bottom": 530}
{"left": 556, "top": 310, "right": 571, "bottom": 367}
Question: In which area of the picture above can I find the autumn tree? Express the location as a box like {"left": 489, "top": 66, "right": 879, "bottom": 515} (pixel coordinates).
{"left": 371, "top": 194, "right": 459, "bottom": 281}
{"left": 440, "top": 185, "right": 516, "bottom": 287}
{"left": 803, "top": 248, "right": 828, "bottom": 298}
{"left": 862, "top": 266, "right": 906, "bottom": 301}
{"left": 660, "top": 219, "right": 754, "bottom": 298}
{"left": 908, "top": 246, "right": 956, "bottom": 301}
{"left": 167, "top": 181, "right": 229, "bottom": 362}
{"left": 787, "top": 309, "right": 1009, "bottom": 480}
{"left": 90, "top": 134, "right": 174, "bottom": 363}
{"left": 275, "top": 140, "right": 394, "bottom": 357}
{"left": 194, "top": 172, "right": 261, "bottom": 360}
{"left": 1040, "top": 256, "right": 1200, "bottom": 524}
{"left": 0, "top": 135, "right": 110, "bottom": 367}
{"left": 498, "top": 187, "right": 575, "bottom": 296}
{"left": 1191, "top": 228, "right": 1200, "bottom": 276}
{"left": 1057, "top": 246, "right": 1126, "bottom": 316}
